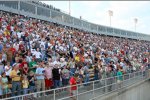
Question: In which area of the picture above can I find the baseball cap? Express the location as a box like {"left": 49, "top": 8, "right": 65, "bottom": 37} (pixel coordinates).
{"left": 12, "top": 63, "right": 17, "bottom": 67}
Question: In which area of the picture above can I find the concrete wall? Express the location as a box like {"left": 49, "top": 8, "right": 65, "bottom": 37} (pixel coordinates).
{"left": 96, "top": 81, "right": 150, "bottom": 100}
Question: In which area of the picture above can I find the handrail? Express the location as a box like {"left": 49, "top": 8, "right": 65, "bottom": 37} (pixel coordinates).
{"left": 58, "top": 70, "right": 146, "bottom": 100}
{"left": 3, "top": 70, "right": 149, "bottom": 100}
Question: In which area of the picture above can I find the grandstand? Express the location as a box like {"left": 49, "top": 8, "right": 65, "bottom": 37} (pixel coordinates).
{"left": 0, "top": 1, "right": 150, "bottom": 41}
{"left": 0, "top": 1, "right": 149, "bottom": 100}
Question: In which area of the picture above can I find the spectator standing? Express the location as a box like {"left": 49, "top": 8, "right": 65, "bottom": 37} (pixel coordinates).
{"left": 44, "top": 63, "right": 53, "bottom": 90}
{"left": 69, "top": 59, "right": 76, "bottom": 76}
{"left": 117, "top": 67, "right": 123, "bottom": 89}
{"left": 26, "top": 52, "right": 32, "bottom": 63}
{"left": 34, "top": 48, "right": 42, "bottom": 62}
{"left": 69, "top": 74, "right": 78, "bottom": 100}
{"left": 35, "top": 63, "right": 45, "bottom": 97}
{"left": 27, "top": 71, "right": 36, "bottom": 96}
{"left": 0, "top": 63, "right": 4, "bottom": 76}
{"left": 61, "top": 66, "right": 70, "bottom": 87}
{"left": 9, "top": 63, "right": 21, "bottom": 97}
{"left": 22, "top": 75, "right": 29, "bottom": 95}
{"left": 1, "top": 72, "right": 8, "bottom": 98}
{"left": 52, "top": 64, "right": 60, "bottom": 88}
{"left": 106, "top": 66, "right": 115, "bottom": 91}
{"left": 29, "top": 57, "right": 37, "bottom": 73}
{"left": 94, "top": 65, "right": 99, "bottom": 80}
{"left": 83, "top": 63, "right": 89, "bottom": 86}
{"left": 4, "top": 62, "right": 12, "bottom": 82}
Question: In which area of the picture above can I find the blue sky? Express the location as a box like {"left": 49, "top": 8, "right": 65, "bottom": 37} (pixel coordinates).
{"left": 42, "top": 1, "right": 150, "bottom": 35}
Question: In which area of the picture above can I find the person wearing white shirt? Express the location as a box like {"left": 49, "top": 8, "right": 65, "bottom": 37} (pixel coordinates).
{"left": 34, "top": 51, "right": 42, "bottom": 59}
{"left": 17, "top": 31, "right": 22, "bottom": 39}
{"left": 60, "top": 58, "right": 67, "bottom": 68}
{"left": 13, "top": 42, "right": 19, "bottom": 51}
{"left": 34, "top": 48, "right": 42, "bottom": 62}
{"left": 11, "top": 26, "right": 14, "bottom": 32}
{"left": 40, "top": 41, "right": 45, "bottom": 49}
{"left": 5, "top": 62, "right": 12, "bottom": 77}
{"left": 26, "top": 52, "right": 32, "bottom": 63}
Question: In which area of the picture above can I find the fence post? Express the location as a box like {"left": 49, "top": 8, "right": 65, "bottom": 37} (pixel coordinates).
{"left": 54, "top": 89, "right": 56, "bottom": 100}
{"left": 105, "top": 78, "right": 107, "bottom": 93}
{"left": 122, "top": 74, "right": 124, "bottom": 85}
{"left": 115, "top": 76, "right": 117, "bottom": 91}
{"left": 133, "top": 71, "right": 135, "bottom": 79}
{"left": 77, "top": 84, "right": 79, "bottom": 100}
{"left": 21, "top": 96, "right": 23, "bottom": 100}
{"left": 93, "top": 81, "right": 95, "bottom": 98}
{"left": 142, "top": 71, "right": 144, "bottom": 79}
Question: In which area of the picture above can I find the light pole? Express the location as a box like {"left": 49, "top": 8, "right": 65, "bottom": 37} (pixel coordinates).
{"left": 134, "top": 18, "right": 138, "bottom": 32}
{"left": 69, "top": 0, "right": 71, "bottom": 15}
{"left": 108, "top": 10, "right": 113, "bottom": 26}
{"left": 80, "top": 16, "right": 82, "bottom": 20}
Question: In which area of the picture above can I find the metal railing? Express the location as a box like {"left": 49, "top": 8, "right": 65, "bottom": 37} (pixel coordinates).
{"left": 3, "top": 70, "right": 150, "bottom": 100}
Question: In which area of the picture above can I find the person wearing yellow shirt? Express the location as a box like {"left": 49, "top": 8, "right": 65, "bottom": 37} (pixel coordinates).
{"left": 75, "top": 53, "right": 80, "bottom": 62}
{"left": 22, "top": 75, "right": 29, "bottom": 95}
{"left": 4, "top": 29, "right": 10, "bottom": 37}
{"left": 9, "top": 63, "right": 21, "bottom": 97}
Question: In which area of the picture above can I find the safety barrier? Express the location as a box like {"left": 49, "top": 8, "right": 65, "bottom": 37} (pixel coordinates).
{"left": 3, "top": 70, "right": 150, "bottom": 100}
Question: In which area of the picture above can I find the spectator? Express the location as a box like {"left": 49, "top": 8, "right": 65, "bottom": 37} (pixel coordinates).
{"left": 69, "top": 74, "right": 78, "bottom": 100}
{"left": 44, "top": 62, "right": 53, "bottom": 90}
{"left": 4, "top": 62, "right": 12, "bottom": 82}
{"left": 0, "top": 63, "right": 4, "bottom": 75}
{"left": 1, "top": 52, "right": 7, "bottom": 65}
{"left": 117, "top": 67, "right": 123, "bottom": 89}
{"left": 1, "top": 72, "right": 8, "bottom": 98}
{"left": 94, "top": 65, "right": 99, "bottom": 80}
{"left": 35, "top": 63, "right": 45, "bottom": 97}
{"left": 52, "top": 64, "right": 60, "bottom": 88}
{"left": 22, "top": 64, "right": 28, "bottom": 75}
{"left": 27, "top": 71, "right": 36, "bottom": 94}
{"left": 22, "top": 75, "right": 29, "bottom": 95}
{"left": 83, "top": 63, "right": 90, "bottom": 86}
{"left": 9, "top": 63, "right": 21, "bottom": 97}
{"left": 29, "top": 57, "right": 37, "bottom": 73}
{"left": 69, "top": 58, "right": 76, "bottom": 76}
{"left": 61, "top": 66, "right": 70, "bottom": 87}
{"left": 34, "top": 48, "right": 42, "bottom": 62}
{"left": 26, "top": 52, "right": 32, "bottom": 63}
{"left": 106, "top": 66, "right": 115, "bottom": 91}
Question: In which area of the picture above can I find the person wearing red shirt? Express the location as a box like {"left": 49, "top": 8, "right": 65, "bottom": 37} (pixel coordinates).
{"left": 7, "top": 25, "right": 11, "bottom": 31}
{"left": 19, "top": 58, "right": 28, "bottom": 75}
{"left": 19, "top": 43, "right": 24, "bottom": 51}
{"left": 9, "top": 44, "right": 16, "bottom": 55}
{"left": 69, "top": 74, "right": 78, "bottom": 100}
{"left": 23, "top": 63, "right": 29, "bottom": 75}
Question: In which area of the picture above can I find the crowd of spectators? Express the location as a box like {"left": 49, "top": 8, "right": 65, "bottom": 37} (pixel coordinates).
{"left": 0, "top": 11, "right": 149, "bottom": 98}
{"left": 30, "top": 1, "right": 60, "bottom": 12}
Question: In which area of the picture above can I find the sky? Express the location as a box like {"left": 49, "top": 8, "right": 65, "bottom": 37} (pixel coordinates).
{"left": 41, "top": 1, "right": 150, "bottom": 35}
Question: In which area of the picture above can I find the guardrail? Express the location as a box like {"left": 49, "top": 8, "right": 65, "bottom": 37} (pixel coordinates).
{"left": 3, "top": 70, "right": 150, "bottom": 100}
